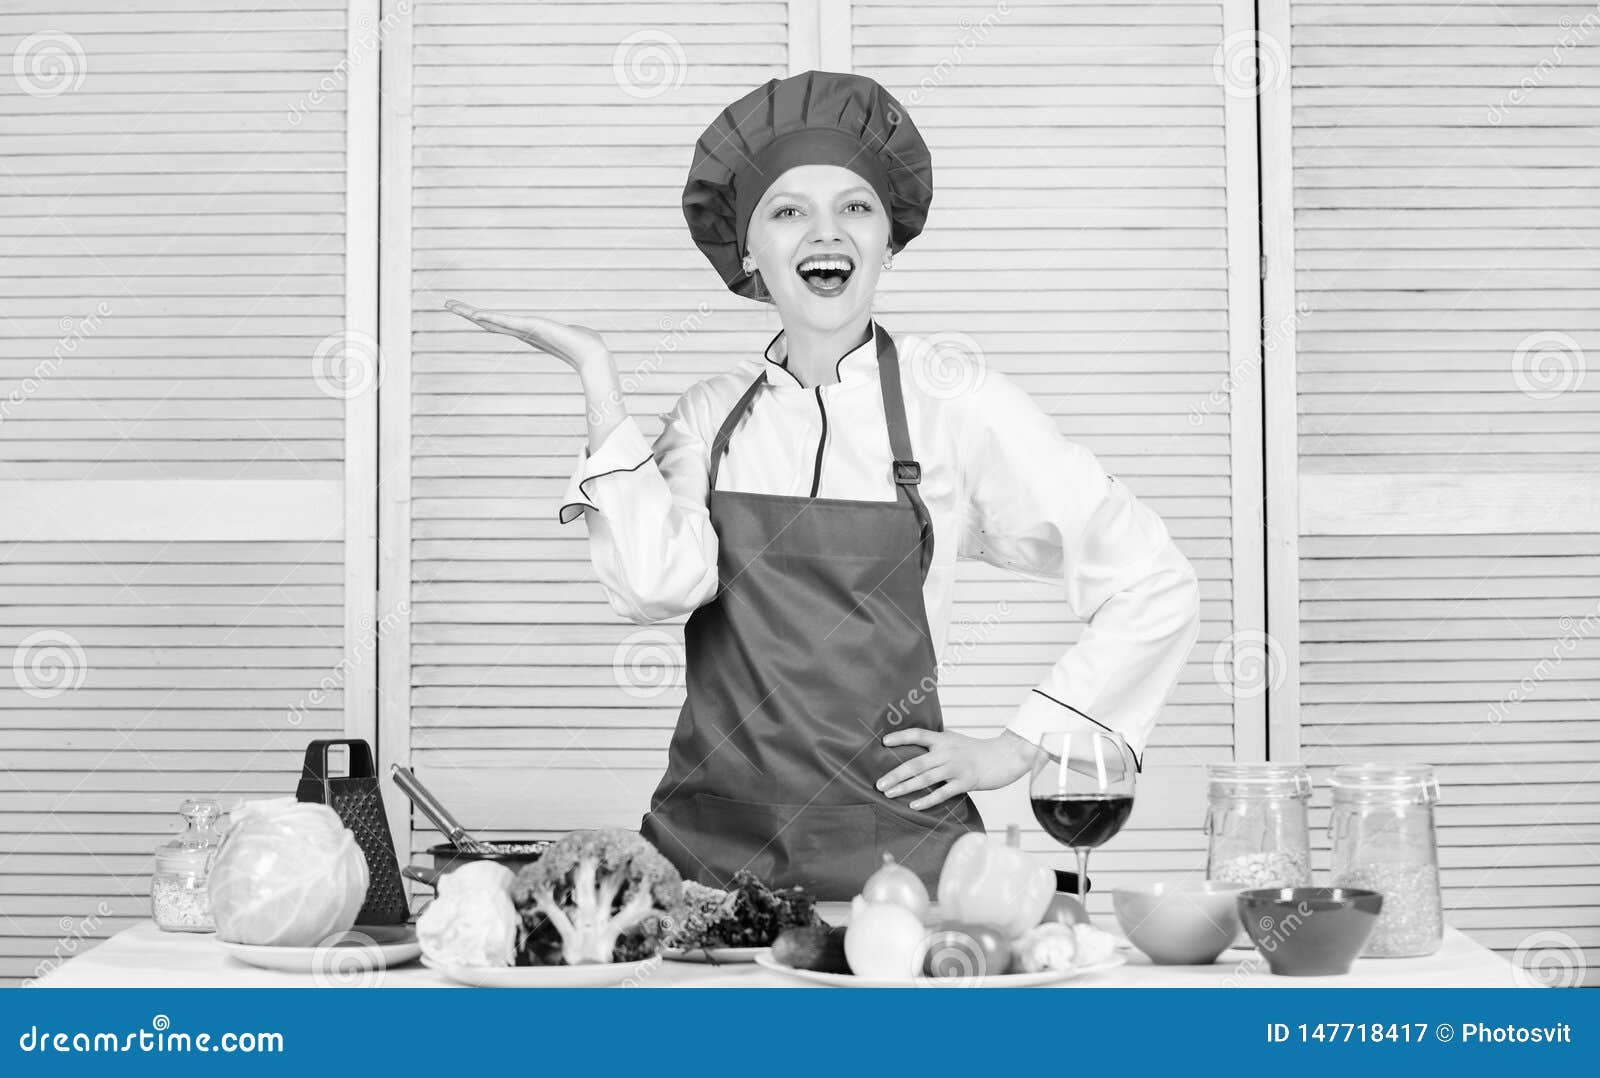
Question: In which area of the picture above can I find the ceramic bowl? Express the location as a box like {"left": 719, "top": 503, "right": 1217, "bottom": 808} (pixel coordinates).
{"left": 1113, "top": 881, "right": 1247, "bottom": 965}
{"left": 1237, "top": 887, "right": 1383, "bottom": 976}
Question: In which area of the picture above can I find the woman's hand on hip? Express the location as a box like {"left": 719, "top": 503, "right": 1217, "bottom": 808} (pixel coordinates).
{"left": 444, "top": 301, "right": 609, "bottom": 374}
{"left": 876, "top": 729, "right": 1041, "bottom": 810}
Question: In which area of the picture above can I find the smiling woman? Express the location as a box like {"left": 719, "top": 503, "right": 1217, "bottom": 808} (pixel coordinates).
{"left": 445, "top": 70, "right": 1202, "bottom": 900}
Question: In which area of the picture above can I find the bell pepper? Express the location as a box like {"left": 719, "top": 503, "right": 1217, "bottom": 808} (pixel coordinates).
{"left": 935, "top": 827, "right": 1056, "bottom": 938}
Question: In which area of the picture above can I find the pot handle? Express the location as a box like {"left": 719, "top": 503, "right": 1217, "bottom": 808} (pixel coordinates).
{"left": 401, "top": 865, "right": 440, "bottom": 889}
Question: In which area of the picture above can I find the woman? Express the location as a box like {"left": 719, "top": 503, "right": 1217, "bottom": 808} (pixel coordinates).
{"left": 446, "top": 71, "right": 1201, "bottom": 899}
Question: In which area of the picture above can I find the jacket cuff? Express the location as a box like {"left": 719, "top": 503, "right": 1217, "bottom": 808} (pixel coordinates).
{"left": 557, "top": 418, "right": 654, "bottom": 525}
{"left": 1006, "top": 689, "right": 1143, "bottom": 772}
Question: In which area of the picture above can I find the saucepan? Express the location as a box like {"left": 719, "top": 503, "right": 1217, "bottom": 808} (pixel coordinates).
{"left": 402, "top": 841, "right": 549, "bottom": 890}
{"left": 389, "top": 764, "right": 549, "bottom": 890}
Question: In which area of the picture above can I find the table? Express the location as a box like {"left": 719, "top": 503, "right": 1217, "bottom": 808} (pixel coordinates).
{"left": 39, "top": 921, "right": 1516, "bottom": 989}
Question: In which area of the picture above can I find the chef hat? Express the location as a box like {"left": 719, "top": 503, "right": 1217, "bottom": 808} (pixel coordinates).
{"left": 682, "top": 70, "right": 934, "bottom": 299}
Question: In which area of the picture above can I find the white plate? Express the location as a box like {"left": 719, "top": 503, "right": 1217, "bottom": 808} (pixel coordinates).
{"left": 218, "top": 925, "right": 421, "bottom": 974}
{"left": 661, "top": 945, "right": 765, "bottom": 964}
{"left": 422, "top": 955, "right": 658, "bottom": 988}
{"left": 754, "top": 950, "right": 1126, "bottom": 988}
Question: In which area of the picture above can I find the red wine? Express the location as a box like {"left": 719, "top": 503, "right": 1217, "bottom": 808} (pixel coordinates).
{"left": 1031, "top": 794, "right": 1134, "bottom": 848}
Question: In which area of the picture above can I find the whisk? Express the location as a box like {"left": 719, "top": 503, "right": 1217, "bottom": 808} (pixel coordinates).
{"left": 389, "top": 764, "right": 494, "bottom": 854}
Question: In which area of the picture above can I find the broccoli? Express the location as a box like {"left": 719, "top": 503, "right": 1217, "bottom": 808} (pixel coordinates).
{"left": 510, "top": 829, "right": 683, "bottom": 965}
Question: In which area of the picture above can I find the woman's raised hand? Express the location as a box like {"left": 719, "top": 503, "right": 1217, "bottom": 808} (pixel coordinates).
{"left": 444, "top": 300, "right": 608, "bottom": 373}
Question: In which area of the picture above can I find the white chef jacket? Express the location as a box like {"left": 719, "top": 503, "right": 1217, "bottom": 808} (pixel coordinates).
{"left": 560, "top": 323, "right": 1202, "bottom": 761}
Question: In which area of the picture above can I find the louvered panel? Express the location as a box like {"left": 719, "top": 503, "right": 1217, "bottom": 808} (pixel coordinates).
{"left": 1291, "top": 1, "right": 1600, "bottom": 474}
{"left": 1284, "top": 0, "right": 1600, "bottom": 986}
{"left": 403, "top": 1, "right": 789, "bottom": 863}
{"left": 0, "top": 541, "right": 345, "bottom": 984}
{"left": 0, "top": 0, "right": 350, "bottom": 480}
{"left": 0, "top": 0, "right": 361, "bottom": 986}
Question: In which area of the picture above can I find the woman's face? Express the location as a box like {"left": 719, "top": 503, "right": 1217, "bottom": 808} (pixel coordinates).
{"left": 745, "top": 164, "right": 891, "bottom": 332}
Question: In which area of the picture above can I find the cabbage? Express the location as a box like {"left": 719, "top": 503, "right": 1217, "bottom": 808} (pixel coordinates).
{"left": 208, "top": 798, "right": 369, "bottom": 946}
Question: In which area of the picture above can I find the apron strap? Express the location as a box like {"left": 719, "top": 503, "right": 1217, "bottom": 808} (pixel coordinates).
{"left": 707, "top": 371, "right": 768, "bottom": 491}
{"left": 874, "top": 324, "right": 936, "bottom": 582}
{"left": 704, "top": 325, "right": 937, "bottom": 582}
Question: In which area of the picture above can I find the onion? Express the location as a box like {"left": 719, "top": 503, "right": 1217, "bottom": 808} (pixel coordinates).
{"left": 844, "top": 897, "right": 927, "bottom": 979}
{"left": 860, "top": 852, "right": 929, "bottom": 920}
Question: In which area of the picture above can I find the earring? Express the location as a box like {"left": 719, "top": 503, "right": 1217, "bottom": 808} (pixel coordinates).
{"left": 882, "top": 252, "right": 894, "bottom": 270}
{"left": 741, "top": 255, "right": 756, "bottom": 275}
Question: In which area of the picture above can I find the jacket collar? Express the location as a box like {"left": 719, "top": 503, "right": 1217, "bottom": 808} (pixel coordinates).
{"left": 762, "top": 321, "right": 878, "bottom": 390}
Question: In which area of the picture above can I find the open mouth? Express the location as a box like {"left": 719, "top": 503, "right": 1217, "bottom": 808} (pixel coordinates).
{"left": 795, "top": 253, "right": 855, "bottom": 298}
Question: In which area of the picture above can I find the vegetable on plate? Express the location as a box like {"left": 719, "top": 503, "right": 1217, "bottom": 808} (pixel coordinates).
{"left": 860, "top": 852, "right": 929, "bottom": 920}
{"left": 416, "top": 861, "right": 518, "bottom": 968}
{"left": 510, "top": 829, "right": 682, "bottom": 965}
{"left": 936, "top": 828, "right": 1055, "bottom": 938}
{"left": 207, "top": 798, "right": 369, "bottom": 947}
{"left": 771, "top": 925, "right": 850, "bottom": 973}
{"left": 1010, "top": 922, "right": 1077, "bottom": 973}
{"left": 922, "top": 921, "right": 1011, "bottom": 979}
{"left": 664, "top": 870, "right": 823, "bottom": 950}
{"left": 843, "top": 897, "right": 925, "bottom": 979}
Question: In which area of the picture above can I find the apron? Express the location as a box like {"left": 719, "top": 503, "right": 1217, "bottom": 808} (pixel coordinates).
{"left": 641, "top": 325, "right": 984, "bottom": 899}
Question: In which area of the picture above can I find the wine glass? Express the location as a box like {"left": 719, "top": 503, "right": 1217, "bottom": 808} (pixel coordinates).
{"left": 1029, "top": 729, "right": 1138, "bottom": 908}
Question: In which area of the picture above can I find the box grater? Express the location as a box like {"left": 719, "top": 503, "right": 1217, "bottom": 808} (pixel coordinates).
{"left": 294, "top": 739, "right": 408, "bottom": 925}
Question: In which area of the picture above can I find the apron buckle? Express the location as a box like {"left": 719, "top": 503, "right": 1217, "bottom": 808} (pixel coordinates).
{"left": 893, "top": 460, "right": 922, "bottom": 486}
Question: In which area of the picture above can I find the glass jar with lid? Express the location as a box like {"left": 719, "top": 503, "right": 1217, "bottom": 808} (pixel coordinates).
{"left": 150, "top": 798, "right": 224, "bottom": 933}
{"left": 1329, "top": 764, "right": 1443, "bottom": 958}
{"left": 1204, "top": 762, "right": 1314, "bottom": 889}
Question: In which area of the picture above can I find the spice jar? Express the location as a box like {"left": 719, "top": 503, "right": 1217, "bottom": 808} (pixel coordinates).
{"left": 1329, "top": 764, "right": 1443, "bottom": 958}
{"left": 1204, "top": 763, "right": 1314, "bottom": 889}
{"left": 150, "top": 799, "right": 223, "bottom": 932}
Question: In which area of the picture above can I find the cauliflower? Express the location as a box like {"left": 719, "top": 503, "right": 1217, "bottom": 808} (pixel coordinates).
{"left": 510, "top": 829, "right": 683, "bottom": 965}
{"left": 1011, "top": 922, "right": 1078, "bottom": 973}
{"left": 1010, "top": 921, "right": 1120, "bottom": 973}
{"left": 416, "top": 861, "right": 518, "bottom": 968}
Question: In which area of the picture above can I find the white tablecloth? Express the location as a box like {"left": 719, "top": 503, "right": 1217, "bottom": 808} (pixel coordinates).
{"left": 39, "top": 921, "right": 1516, "bottom": 989}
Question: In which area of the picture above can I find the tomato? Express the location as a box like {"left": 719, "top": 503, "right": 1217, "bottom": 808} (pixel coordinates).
{"left": 922, "top": 920, "right": 1011, "bottom": 979}
{"left": 1042, "top": 892, "right": 1089, "bottom": 926}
